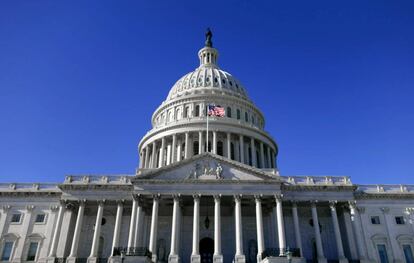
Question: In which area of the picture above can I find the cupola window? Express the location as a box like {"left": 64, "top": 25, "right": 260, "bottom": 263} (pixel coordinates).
{"left": 226, "top": 107, "right": 232, "bottom": 118}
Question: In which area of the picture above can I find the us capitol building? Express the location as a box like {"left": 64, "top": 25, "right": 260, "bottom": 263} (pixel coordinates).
{"left": 1, "top": 31, "right": 414, "bottom": 263}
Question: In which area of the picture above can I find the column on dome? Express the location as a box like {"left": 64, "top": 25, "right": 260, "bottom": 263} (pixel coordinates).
{"left": 159, "top": 137, "right": 166, "bottom": 167}
{"left": 234, "top": 195, "right": 245, "bottom": 263}
{"left": 139, "top": 150, "right": 144, "bottom": 169}
{"left": 251, "top": 138, "right": 257, "bottom": 167}
{"left": 88, "top": 200, "right": 105, "bottom": 262}
{"left": 291, "top": 202, "right": 304, "bottom": 257}
{"left": 255, "top": 196, "right": 265, "bottom": 262}
{"left": 144, "top": 146, "right": 150, "bottom": 168}
{"left": 260, "top": 142, "right": 265, "bottom": 169}
{"left": 266, "top": 146, "right": 271, "bottom": 169}
{"left": 177, "top": 139, "right": 182, "bottom": 162}
{"left": 151, "top": 142, "right": 157, "bottom": 168}
{"left": 329, "top": 201, "right": 348, "bottom": 263}
{"left": 213, "top": 195, "right": 223, "bottom": 263}
{"left": 149, "top": 195, "right": 160, "bottom": 263}
{"left": 239, "top": 135, "right": 245, "bottom": 164}
{"left": 166, "top": 140, "right": 172, "bottom": 166}
{"left": 213, "top": 131, "right": 217, "bottom": 154}
{"left": 275, "top": 195, "right": 286, "bottom": 256}
{"left": 199, "top": 131, "right": 203, "bottom": 154}
{"left": 191, "top": 195, "right": 201, "bottom": 263}
{"left": 171, "top": 134, "right": 177, "bottom": 164}
{"left": 226, "top": 133, "right": 231, "bottom": 160}
{"left": 185, "top": 132, "right": 190, "bottom": 159}
{"left": 67, "top": 200, "right": 86, "bottom": 262}
{"left": 311, "top": 202, "right": 327, "bottom": 263}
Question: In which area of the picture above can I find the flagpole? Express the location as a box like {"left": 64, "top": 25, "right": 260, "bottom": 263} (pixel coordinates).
{"left": 206, "top": 104, "right": 209, "bottom": 153}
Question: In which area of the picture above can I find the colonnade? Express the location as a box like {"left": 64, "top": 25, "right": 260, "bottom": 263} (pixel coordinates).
{"left": 48, "top": 196, "right": 357, "bottom": 263}
{"left": 139, "top": 131, "right": 276, "bottom": 169}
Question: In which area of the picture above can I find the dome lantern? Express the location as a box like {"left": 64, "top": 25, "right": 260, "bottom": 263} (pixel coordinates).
{"left": 198, "top": 28, "right": 219, "bottom": 67}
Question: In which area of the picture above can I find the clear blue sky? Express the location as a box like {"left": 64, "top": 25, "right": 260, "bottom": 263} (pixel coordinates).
{"left": 1, "top": 1, "right": 413, "bottom": 184}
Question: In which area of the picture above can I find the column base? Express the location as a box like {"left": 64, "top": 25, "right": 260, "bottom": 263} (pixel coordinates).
{"left": 66, "top": 257, "right": 78, "bottom": 263}
{"left": 46, "top": 257, "right": 57, "bottom": 263}
{"left": 191, "top": 254, "right": 200, "bottom": 263}
{"left": 338, "top": 257, "right": 349, "bottom": 263}
{"left": 107, "top": 256, "right": 122, "bottom": 263}
{"left": 213, "top": 254, "right": 223, "bottom": 263}
{"left": 317, "top": 257, "right": 327, "bottom": 263}
{"left": 168, "top": 254, "right": 180, "bottom": 263}
{"left": 261, "top": 257, "right": 306, "bottom": 263}
{"left": 87, "top": 257, "right": 99, "bottom": 263}
{"left": 234, "top": 254, "right": 246, "bottom": 263}
{"left": 152, "top": 254, "right": 158, "bottom": 263}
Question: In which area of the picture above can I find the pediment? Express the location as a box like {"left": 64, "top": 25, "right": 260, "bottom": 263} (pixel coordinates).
{"left": 136, "top": 153, "right": 279, "bottom": 182}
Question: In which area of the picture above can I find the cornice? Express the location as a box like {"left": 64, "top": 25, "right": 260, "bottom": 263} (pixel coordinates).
{"left": 281, "top": 184, "right": 356, "bottom": 192}
{"left": 355, "top": 192, "right": 414, "bottom": 200}
{"left": 58, "top": 184, "right": 134, "bottom": 191}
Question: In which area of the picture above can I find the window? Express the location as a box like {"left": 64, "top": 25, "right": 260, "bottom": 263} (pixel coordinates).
{"left": 226, "top": 107, "right": 232, "bottom": 118}
{"left": 193, "top": 141, "right": 199, "bottom": 155}
{"left": 10, "top": 214, "right": 21, "bottom": 223}
{"left": 26, "top": 242, "right": 38, "bottom": 261}
{"left": 35, "top": 214, "right": 46, "bottom": 223}
{"left": 403, "top": 245, "right": 414, "bottom": 263}
{"left": 371, "top": 216, "right": 380, "bottom": 224}
{"left": 245, "top": 112, "right": 249, "bottom": 122}
{"left": 395, "top": 216, "right": 405, "bottom": 225}
{"left": 237, "top": 109, "right": 241, "bottom": 120}
{"left": 377, "top": 244, "right": 389, "bottom": 263}
{"left": 195, "top": 105, "right": 200, "bottom": 117}
{"left": 1, "top": 242, "right": 13, "bottom": 261}
{"left": 183, "top": 106, "right": 189, "bottom": 118}
{"left": 252, "top": 116, "right": 255, "bottom": 125}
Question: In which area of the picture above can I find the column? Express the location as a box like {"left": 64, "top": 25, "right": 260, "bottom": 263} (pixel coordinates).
{"left": 311, "top": 202, "right": 327, "bottom": 263}
{"left": 198, "top": 131, "right": 203, "bottom": 154}
{"left": 381, "top": 207, "right": 401, "bottom": 262}
{"left": 275, "top": 195, "right": 286, "bottom": 256}
{"left": 171, "top": 134, "right": 177, "bottom": 163}
{"left": 68, "top": 200, "right": 86, "bottom": 261}
{"left": 134, "top": 201, "right": 144, "bottom": 247}
{"left": 88, "top": 200, "right": 105, "bottom": 262}
{"left": 191, "top": 195, "right": 201, "bottom": 263}
{"left": 139, "top": 150, "right": 144, "bottom": 169}
{"left": 0, "top": 205, "right": 10, "bottom": 237}
{"left": 48, "top": 201, "right": 65, "bottom": 258}
{"left": 227, "top": 133, "right": 231, "bottom": 159}
{"left": 266, "top": 146, "right": 271, "bottom": 169}
{"left": 213, "top": 195, "right": 223, "bottom": 263}
{"left": 111, "top": 200, "right": 124, "bottom": 256}
{"left": 348, "top": 202, "right": 368, "bottom": 261}
{"left": 213, "top": 131, "right": 217, "bottom": 154}
{"left": 128, "top": 197, "right": 138, "bottom": 248}
{"left": 255, "top": 196, "right": 265, "bottom": 262}
{"left": 292, "top": 202, "right": 304, "bottom": 257}
{"left": 184, "top": 132, "right": 189, "bottom": 159}
{"left": 169, "top": 196, "right": 180, "bottom": 263}
{"left": 234, "top": 195, "right": 246, "bottom": 263}
{"left": 251, "top": 138, "right": 257, "bottom": 167}
{"left": 166, "top": 143, "right": 172, "bottom": 166}
{"left": 329, "top": 202, "right": 348, "bottom": 263}
{"left": 239, "top": 135, "right": 245, "bottom": 164}
{"left": 159, "top": 137, "right": 166, "bottom": 167}
{"left": 260, "top": 142, "right": 265, "bottom": 168}
{"left": 149, "top": 195, "right": 160, "bottom": 263}
{"left": 151, "top": 142, "right": 157, "bottom": 168}
{"left": 144, "top": 146, "right": 150, "bottom": 168}
{"left": 177, "top": 141, "right": 182, "bottom": 162}
{"left": 13, "top": 205, "right": 34, "bottom": 261}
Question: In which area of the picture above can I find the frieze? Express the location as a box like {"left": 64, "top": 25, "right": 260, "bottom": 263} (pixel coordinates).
{"left": 187, "top": 161, "right": 223, "bottom": 180}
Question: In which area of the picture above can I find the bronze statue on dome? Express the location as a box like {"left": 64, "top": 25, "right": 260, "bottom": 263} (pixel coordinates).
{"left": 205, "top": 28, "right": 213, "bottom": 47}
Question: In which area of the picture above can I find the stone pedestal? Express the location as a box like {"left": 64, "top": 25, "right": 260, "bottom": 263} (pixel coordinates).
{"left": 190, "top": 255, "right": 200, "bottom": 263}
{"left": 66, "top": 257, "right": 77, "bottom": 263}
{"left": 168, "top": 254, "right": 180, "bottom": 263}
{"left": 317, "top": 257, "right": 328, "bottom": 263}
{"left": 46, "top": 257, "right": 57, "bottom": 263}
{"left": 338, "top": 257, "right": 349, "bottom": 263}
{"left": 261, "top": 256, "right": 306, "bottom": 263}
{"left": 213, "top": 255, "right": 223, "bottom": 263}
{"left": 107, "top": 256, "right": 122, "bottom": 263}
{"left": 87, "top": 257, "right": 98, "bottom": 263}
{"left": 234, "top": 254, "right": 246, "bottom": 263}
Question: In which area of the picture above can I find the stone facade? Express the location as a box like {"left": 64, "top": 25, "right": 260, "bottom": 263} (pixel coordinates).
{"left": 0, "top": 34, "right": 413, "bottom": 263}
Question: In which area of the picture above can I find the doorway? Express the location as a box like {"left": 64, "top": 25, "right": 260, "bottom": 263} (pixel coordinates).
{"left": 200, "top": 237, "right": 214, "bottom": 263}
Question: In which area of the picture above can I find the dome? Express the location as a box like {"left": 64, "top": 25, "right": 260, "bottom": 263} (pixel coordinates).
{"left": 166, "top": 46, "right": 249, "bottom": 102}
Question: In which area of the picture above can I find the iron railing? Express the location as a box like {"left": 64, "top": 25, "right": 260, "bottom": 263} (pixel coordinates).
{"left": 112, "top": 247, "right": 152, "bottom": 257}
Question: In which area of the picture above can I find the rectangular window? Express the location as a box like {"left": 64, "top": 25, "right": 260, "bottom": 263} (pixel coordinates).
{"left": 404, "top": 245, "right": 414, "bottom": 263}
{"left": 395, "top": 216, "right": 405, "bottom": 225}
{"left": 377, "top": 244, "right": 389, "bottom": 263}
{"left": 237, "top": 109, "right": 241, "bottom": 120}
{"left": 10, "top": 214, "right": 21, "bottom": 223}
{"left": 1, "top": 242, "right": 13, "bottom": 261}
{"left": 35, "top": 214, "right": 46, "bottom": 223}
{"left": 371, "top": 216, "right": 380, "bottom": 224}
{"left": 26, "top": 242, "right": 38, "bottom": 261}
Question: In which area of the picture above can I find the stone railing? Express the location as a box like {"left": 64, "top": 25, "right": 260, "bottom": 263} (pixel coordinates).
{"left": 0, "top": 183, "right": 59, "bottom": 191}
{"left": 63, "top": 175, "right": 132, "bottom": 185}
{"left": 261, "top": 247, "right": 301, "bottom": 258}
{"left": 112, "top": 247, "right": 151, "bottom": 257}
{"left": 357, "top": 184, "right": 414, "bottom": 194}
{"left": 283, "top": 176, "right": 352, "bottom": 186}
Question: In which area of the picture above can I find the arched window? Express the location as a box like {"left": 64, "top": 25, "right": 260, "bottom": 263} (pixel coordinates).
{"left": 193, "top": 141, "right": 199, "bottom": 155}
{"left": 195, "top": 105, "right": 200, "bottom": 117}
{"left": 245, "top": 112, "right": 249, "bottom": 122}
{"left": 217, "top": 141, "right": 223, "bottom": 156}
{"left": 226, "top": 107, "right": 232, "bottom": 118}
{"left": 237, "top": 109, "right": 241, "bottom": 120}
{"left": 183, "top": 106, "right": 189, "bottom": 118}
{"left": 176, "top": 108, "right": 181, "bottom": 120}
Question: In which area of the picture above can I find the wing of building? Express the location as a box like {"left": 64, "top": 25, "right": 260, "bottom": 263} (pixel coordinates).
{"left": 1, "top": 31, "right": 414, "bottom": 263}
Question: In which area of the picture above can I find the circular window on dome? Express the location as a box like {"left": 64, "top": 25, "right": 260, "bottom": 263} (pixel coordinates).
{"left": 222, "top": 79, "right": 226, "bottom": 84}
{"left": 214, "top": 77, "right": 218, "bottom": 83}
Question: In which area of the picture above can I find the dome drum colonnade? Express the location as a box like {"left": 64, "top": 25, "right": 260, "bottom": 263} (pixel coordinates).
{"left": 138, "top": 37, "right": 278, "bottom": 171}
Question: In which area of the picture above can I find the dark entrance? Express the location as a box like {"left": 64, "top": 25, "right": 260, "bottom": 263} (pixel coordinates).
{"left": 200, "top": 237, "right": 214, "bottom": 263}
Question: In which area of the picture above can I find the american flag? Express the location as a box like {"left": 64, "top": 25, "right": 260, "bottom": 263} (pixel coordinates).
{"left": 208, "top": 104, "right": 225, "bottom": 117}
